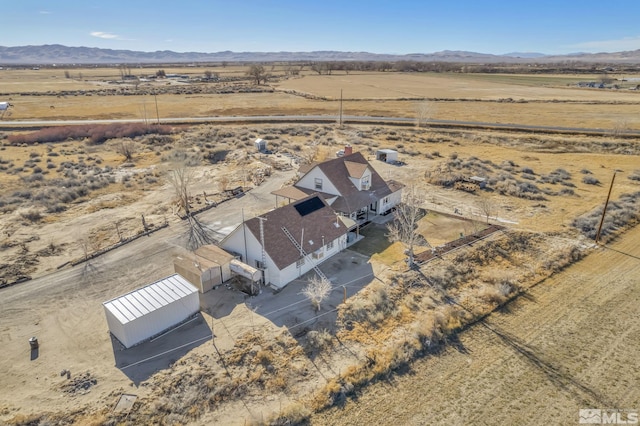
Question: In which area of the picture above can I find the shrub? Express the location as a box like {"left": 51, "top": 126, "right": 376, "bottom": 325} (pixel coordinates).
{"left": 582, "top": 176, "right": 600, "bottom": 185}
{"left": 19, "top": 207, "right": 43, "bottom": 222}
{"left": 306, "top": 329, "right": 333, "bottom": 352}
{"left": 572, "top": 192, "right": 640, "bottom": 240}
{"left": 7, "top": 123, "right": 174, "bottom": 145}
{"left": 628, "top": 170, "right": 640, "bottom": 182}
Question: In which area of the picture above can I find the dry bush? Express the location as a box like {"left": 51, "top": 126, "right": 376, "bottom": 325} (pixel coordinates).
{"left": 628, "top": 170, "right": 640, "bottom": 181}
{"left": 477, "top": 282, "right": 513, "bottom": 305}
{"left": 7, "top": 123, "right": 173, "bottom": 146}
{"left": 341, "top": 282, "right": 398, "bottom": 326}
{"left": 268, "top": 402, "right": 312, "bottom": 425}
{"left": 17, "top": 206, "right": 44, "bottom": 222}
{"left": 572, "top": 192, "right": 640, "bottom": 241}
{"left": 306, "top": 328, "right": 333, "bottom": 352}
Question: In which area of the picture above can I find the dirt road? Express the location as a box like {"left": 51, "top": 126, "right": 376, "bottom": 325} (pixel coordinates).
{"left": 0, "top": 169, "right": 295, "bottom": 419}
{"left": 313, "top": 226, "right": 640, "bottom": 426}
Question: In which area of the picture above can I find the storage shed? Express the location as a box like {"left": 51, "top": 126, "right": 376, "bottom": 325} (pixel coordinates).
{"left": 0, "top": 102, "right": 8, "bottom": 111}
{"left": 254, "top": 138, "right": 267, "bottom": 152}
{"left": 103, "top": 274, "right": 199, "bottom": 348}
{"left": 376, "top": 149, "right": 398, "bottom": 163}
{"left": 173, "top": 245, "right": 235, "bottom": 293}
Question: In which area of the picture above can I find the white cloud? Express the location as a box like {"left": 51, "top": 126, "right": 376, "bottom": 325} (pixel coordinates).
{"left": 567, "top": 36, "right": 640, "bottom": 52}
{"left": 39, "top": 10, "right": 52, "bottom": 14}
{"left": 90, "top": 31, "right": 119, "bottom": 40}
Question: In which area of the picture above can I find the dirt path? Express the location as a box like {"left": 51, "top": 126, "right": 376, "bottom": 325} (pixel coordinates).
{"left": 0, "top": 169, "right": 296, "bottom": 421}
{"left": 313, "top": 226, "right": 640, "bottom": 425}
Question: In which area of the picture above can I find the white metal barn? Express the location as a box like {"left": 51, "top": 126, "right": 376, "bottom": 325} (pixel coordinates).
{"left": 103, "top": 274, "right": 200, "bottom": 348}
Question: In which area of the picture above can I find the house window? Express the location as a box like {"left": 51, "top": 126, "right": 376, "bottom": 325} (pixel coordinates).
{"left": 296, "top": 257, "right": 305, "bottom": 268}
{"left": 326, "top": 240, "right": 334, "bottom": 250}
{"left": 383, "top": 196, "right": 389, "bottom": 204}
{"left": 361, "top": 176, "right": 370, "bottom": 190}
{"left": 315, "top": 178, "right": 323, "bottom": 190}
{"left": 256, "top": 260, "right": 266, "bottom": 269}
{"left": 312, "top": 249, "right": 324, "bottom": 260}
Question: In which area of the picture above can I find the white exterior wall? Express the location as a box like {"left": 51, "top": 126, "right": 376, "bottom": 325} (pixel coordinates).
{"left": 221, "top": 224, "right": 275, "bottom": 285}
{"left": 270, "top": 234, "right": 347, "bottom": 289}
{"left": 222, "top": 225, "right": 348, "bottom": 289}
{"left": 297, "top": 168, "right": 340, "bottom": 196}
{"left": 349, "top": 168, "right": 372, "bottom": 190}
{"left": 103, "top": 275, "right": 199, "bottom": 348}
{"left": 379, "top": 188, "right": 403, "bottom": 214}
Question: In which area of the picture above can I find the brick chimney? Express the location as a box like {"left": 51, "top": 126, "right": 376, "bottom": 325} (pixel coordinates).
{"left": 344, "top": 144, "right": 353, "bottom": 155}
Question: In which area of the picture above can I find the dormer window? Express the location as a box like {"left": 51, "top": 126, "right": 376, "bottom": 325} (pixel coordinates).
{"left": 315, "top": 178, "right": 323, "bottom": 190}
{"left": 361, "top": 176, "right": 370, "bottom": 190}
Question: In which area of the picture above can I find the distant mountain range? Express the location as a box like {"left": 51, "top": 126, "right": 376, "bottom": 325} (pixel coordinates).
{"left": 1, "top": 44, "right": 640, "bottom": 65}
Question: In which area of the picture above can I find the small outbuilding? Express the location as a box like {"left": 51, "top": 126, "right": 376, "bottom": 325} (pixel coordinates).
{"left": 103, "top": 274, "right": 199, "bottom": 349}
{"left": 376, "top": 149, "right": 398, "bottom": 163}
{"left": 174, "top": 245, "right": 235, "bottom": 293}
{"left": 0, "top": 102, "right": 9, "bottom": 111}
{"left": 254, "top": 138, "right": 267, "bottom": 152}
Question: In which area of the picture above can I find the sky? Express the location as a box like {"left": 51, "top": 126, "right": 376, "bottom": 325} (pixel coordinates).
{"left": 2, "top": 0, "right": 640, "bottom": 55}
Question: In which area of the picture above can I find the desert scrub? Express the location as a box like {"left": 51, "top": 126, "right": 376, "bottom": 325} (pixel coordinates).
{"left": 341, "top": 282, "right": 398, "bottom": 326}
{"left": 572, "top": 192, "right": 640, "bottom": 241}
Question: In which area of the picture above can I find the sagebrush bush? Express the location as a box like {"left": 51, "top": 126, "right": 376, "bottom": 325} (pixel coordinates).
{"left": 582, "top": 176, "right": 600, "bottom": 185}
{"left": 572, "top": 192, "right": 640, "bottom": 240}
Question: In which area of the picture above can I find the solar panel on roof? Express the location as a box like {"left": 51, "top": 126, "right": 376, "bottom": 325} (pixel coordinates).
{"left": 294, "top": 196, "right": 324, "bottom": 216}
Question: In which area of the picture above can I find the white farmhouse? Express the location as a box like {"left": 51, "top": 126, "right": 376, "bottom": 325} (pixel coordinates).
{"left": 272, "top": 151, "right": 403, "bottom": 224}
{"left": 220, "top": 195, "right": 348, "bottom": 290}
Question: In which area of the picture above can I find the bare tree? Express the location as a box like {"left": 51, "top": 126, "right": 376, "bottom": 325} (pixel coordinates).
{"left": 204, "top": 70, "right": 218, "bottom": 81}
{"left": 611, "top": 119, "right": 630, "bottom": 138}
{"left": 167, "top": 162, "right": 214, "bottom": 249}
{"left": 116, "top": 140, "right": 137, "bottom": 162}
{"left": 218, "top": 175, "right": 230, "bottom": 192}
{"left": 415, "top": 100, "right": 434, "bottom": 128}
{"left": 476, "top": 194, "right": 496, "bottom": 224}
{"left": 311, "top": 62, "right": 324, "bottom": 75}
{"left": 386, "top": 185, "right": 427, "bottom": 268}
{"left": 301, "top": 276, "right": 332, "bottom": 311}
{"left": 246, "top": 64, "right": 267, "bottom": 85}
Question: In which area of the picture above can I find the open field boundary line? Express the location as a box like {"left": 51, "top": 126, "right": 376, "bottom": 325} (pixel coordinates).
{"left": 68, "top": 222, "right": 169, "bottom": 268}
{"left": 3, "top": 115, "right": 640, "bottom": 137}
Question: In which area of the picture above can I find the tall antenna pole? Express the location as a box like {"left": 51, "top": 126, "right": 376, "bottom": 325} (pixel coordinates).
{"left": 241, "top": 208, "right": 248, "bottom": 262}
{"left": 257, "top": 216, "right": 267, "bottom": 286}
{"left": 595, "top": 171, "right": 617, "bottom": 244}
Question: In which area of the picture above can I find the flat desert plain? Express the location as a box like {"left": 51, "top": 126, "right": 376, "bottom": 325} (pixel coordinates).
{"left": 2, "top": 68, "right": 640, "bottom": 130}
{"left": 1, "top": 67, "right": 639, "bottom": 425}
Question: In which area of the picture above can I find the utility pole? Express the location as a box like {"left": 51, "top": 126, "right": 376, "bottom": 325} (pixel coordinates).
{"left": 595, "top": 170, "right": 617, "bottom": 244}
{"left": 154, "top": 92, "right": 160, "bottom": 124}
{"left": 339, "top": 89, "right": 343, "bottom": 127}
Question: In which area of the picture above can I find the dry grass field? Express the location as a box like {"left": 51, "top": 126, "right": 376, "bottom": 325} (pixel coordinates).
{"left": 2, "top": 66, "right": 640, "bottom": 130}
{"left": 313, "top": 225, "right": 640, "bottom": 426}
{"left": 1, "top": 67, "right": 639, "bottom": 425}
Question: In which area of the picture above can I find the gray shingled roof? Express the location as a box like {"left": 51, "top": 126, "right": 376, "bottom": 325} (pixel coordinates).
{"left": 308, "top": 152, "right": 396, "bottom": 214}
{"left": 245, "top": 195, "right": 348, "bottom": 270}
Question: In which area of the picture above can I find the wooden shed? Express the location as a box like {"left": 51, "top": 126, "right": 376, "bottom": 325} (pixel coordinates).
{"left": 173, "top": 245, "right": 235, "bottom": 293}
